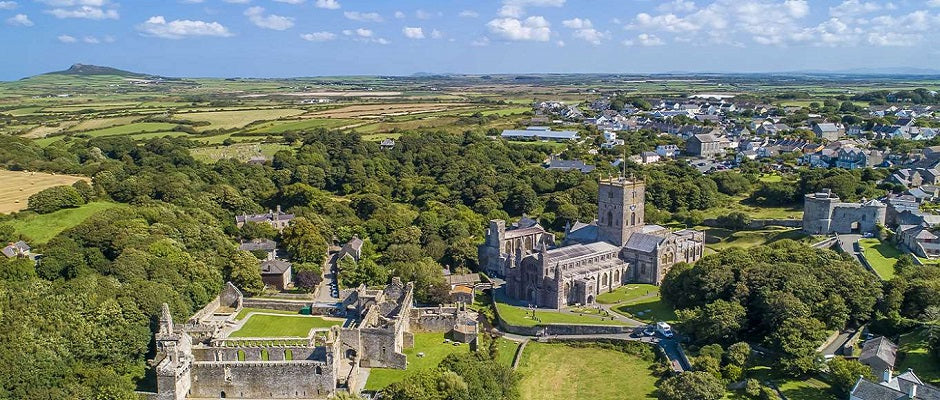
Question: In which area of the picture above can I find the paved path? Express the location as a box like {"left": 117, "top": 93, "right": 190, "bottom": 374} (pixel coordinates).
{"left": 837, "top": 234, "right": 865, "bottom": 265}
{"left": 315, "top": 251, "right": 340, "bottom": 303}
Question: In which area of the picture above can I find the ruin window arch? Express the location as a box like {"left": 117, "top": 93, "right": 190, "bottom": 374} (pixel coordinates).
{"left": 315, "top": 365, "right": 323, "bottom": 375}
{"left": 631, "top": 212, "right": 636, "bottom": 226}
{"left": 285, "top": 350, "right": 293, "bottom": 360}
{"left": 237, "top": 350, "right": 246, "bottom": 361}
{"left": 607, "top": 211, "right": 613, "bottom": 226}
{"left": 345, "top": 349, "right": 356, "bottom": 360}
{"left": 261, "top": 349, "right": 269, "bottom": 361}
{"left": 614, "top": 270, "right": 620, "bottom": 283}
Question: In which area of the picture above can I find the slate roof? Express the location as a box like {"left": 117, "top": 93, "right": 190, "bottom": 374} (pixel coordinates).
{"left": 565, "top": 221, "right": 598, "bottom": 244}
{"left": 260, "top": 259, "right": 292, "bottom": 275}
{"left": 860, "top": 337, "right": 898, "bottom": 370}
{"left": 543, "top": 241, "right": 620, "bottom": 264}
{"left": 501, "top": 128, "right": 579, "bottom": 140}
{"left": 238, "top": 239, "right": 277, "bottom": 252}
{"left": 624, "top": 232, "right": 665, "bottom": 253}
{"left": 1, "top": 241, "right": 29, "bottom": 258}
{"left": 851, "top": 370, "right": 940, "bottom": 400}
{"left": 547, "top": 158, "right": 596, "bottom": 173}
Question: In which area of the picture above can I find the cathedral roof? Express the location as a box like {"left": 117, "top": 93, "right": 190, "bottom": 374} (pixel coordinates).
{"left": 624, "top": 233, "right": 666, "bottom": 253}
{"left": 543, "top": 241, "right": 619, "bottom": 264}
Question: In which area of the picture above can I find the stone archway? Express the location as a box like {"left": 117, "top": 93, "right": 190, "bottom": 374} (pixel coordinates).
{"left": 346, "top": 349, "right": 357, "bottom": 360}
{"left": 602, "top": 273, "right": 608, "bottom": 288}
{"left": 613, "top": 269, "right": 620, "bottom": 284}
{"left": 586, "top": 295, "right": 594, "bottom": 304}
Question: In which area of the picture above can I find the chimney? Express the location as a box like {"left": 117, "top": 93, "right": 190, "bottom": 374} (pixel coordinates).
{"left": 883, "top": 368, "right": 892, "bottom": 383}
{"left": 909, "top": 382, "right": 917, "bottom": 399}
{"left": 276, "top": 205, "right": 282, "bottom": 214}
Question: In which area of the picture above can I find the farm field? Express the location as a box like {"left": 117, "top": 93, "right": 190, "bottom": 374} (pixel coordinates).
{"left": 248, "top": 117, "right": 362, "bottom": 133}
{"left": 310, "top": 103, "right": 472, "bottom": 119}
{"left": 364, "top": 332, "right": 473, "bottom": 391}
{"left": 229, "top": 314, "right": 343, "bottom": 338}
{"left": 858, "top": 238, "right": 900, "bottom": 280}
{"left": 191, "top": 143, "right": 292, "bottom": 163}
{"left": 5, "top": 201, "right": 124, "bottom": 243}
{"left": 517, "top": 342, "right": 659, "bottom": 400}
{"left": 69, "top": 116, "right": 141, "bottom": 132}
{"left": 0, "top": 169, "right": 89, "bottom": 213}
{"left": 176, "top": 109, "right": 306, "bottom": 130}
{"left": 79, "top": 122, "right": 179, "bottom": 137}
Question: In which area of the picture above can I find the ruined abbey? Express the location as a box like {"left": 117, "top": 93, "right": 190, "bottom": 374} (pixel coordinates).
{"left": 146, "top": 279, "right": 477, "bottom": 399}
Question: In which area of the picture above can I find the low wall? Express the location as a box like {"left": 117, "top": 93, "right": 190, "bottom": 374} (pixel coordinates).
{"left": 242, "top": 299, "right": 336, "bottom": 315}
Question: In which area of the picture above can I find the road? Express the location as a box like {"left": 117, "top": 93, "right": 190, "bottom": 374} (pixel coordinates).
{"left": 315, "top": 251, "right": 340, "bottom": 303}
{"left": 838, "top": 234, "right": 864, "bottom": 265}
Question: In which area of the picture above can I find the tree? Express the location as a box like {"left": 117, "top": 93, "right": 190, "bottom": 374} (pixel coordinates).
{"left": 238, "top": 221, "right": 277, "bottom": 241}
{"left": 678, "top": 300, "right": 746, "bottom": 344}
{"left": 281, "top": 217, "right": 328, "bottom": 264}
{"left": 711, "top": 171, "right": 752, "bottom": 196}
{"left": 293, "top": 262, "right": 322, "bottom": 292}
{"left": 505, "top": 184, "right": 538, "bottom": 216}
{"left": 28, "top": 185, "right": 85, "bottom": 214}
{"left": 828, "top": 357, "right": 874, "bottom": 395}
{"left": 228, "top": 251, "right": 264, "bottom": 296}
{"left": 726, "top": 342, "right": 751, "bottom": 367}
{"left": 658, "top": 371, "right": 725, "bottom": 400}
{"left": 768, "top": 317, "right": 827, "bottom": 375}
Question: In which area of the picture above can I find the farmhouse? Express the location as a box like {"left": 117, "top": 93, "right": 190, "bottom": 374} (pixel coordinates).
{"left": 235, "top": 205, "right": 295, "bottom": 231}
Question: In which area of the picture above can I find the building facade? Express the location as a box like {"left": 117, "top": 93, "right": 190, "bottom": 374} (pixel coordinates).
{"left": 485, "top": 178, "right": 705, "bottom": 309}
{"left": 802, "top": 189, "right": 887, "bottom": 235}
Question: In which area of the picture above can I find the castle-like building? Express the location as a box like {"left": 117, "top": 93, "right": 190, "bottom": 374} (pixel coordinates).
{"left": 147, "top": 279, "right": 477, "bottom": 399}
{"left": 802, "top": 189, "right": 886, "bottom": 235}
{"left": 479, "top": 177, "right": 704, "bottom": 309}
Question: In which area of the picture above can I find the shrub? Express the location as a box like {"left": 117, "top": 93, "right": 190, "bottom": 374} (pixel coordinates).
{"left": 28, "top": 185, "right": 85, "bottom": 214}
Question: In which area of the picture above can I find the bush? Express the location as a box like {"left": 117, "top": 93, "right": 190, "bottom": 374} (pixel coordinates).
{"left": 27, "top": 185, "right": 85, "bottom": 214}
{"left": 294, "top": 262, "right": 323, "bottom": 292}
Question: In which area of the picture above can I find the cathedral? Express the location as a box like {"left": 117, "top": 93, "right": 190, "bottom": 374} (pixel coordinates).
{"left": 478, "top": 177, "right": 704, "bottom": 309}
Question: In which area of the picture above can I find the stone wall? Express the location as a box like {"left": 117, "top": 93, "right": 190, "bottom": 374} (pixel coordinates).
{"left": 702, "top": 219, "right": 802, "bottom": 229}
{"left": 190, "top": 362, "right": 335, "bottom": 399}
{"left": 241, "top": 299, "right": 336, "bottom": 316}
{"left": 193, "top": 346, "right": 322, "bottom": 362}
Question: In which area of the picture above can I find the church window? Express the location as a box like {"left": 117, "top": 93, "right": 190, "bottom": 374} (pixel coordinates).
{"left": 607, "top": 211, "right": 613, "bottom": 226}
{"left": 631, "top": 212, "right": 636, "bottom": 226}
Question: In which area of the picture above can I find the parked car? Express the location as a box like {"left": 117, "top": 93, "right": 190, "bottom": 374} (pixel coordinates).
{"left": 656, "top": 321, "right": 674, "bottom": 338}
{"left": 643, "top": 325, "right": 656, "bottom": 336}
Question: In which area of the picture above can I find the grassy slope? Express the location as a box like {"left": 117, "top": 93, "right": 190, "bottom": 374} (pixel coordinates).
{"left": 898, "top": 327, "right": 940, "bottom": 385}
{"left": 7, "top": 201, "right": 124, "bottom": 243}
{"left": 364, "top": 332, "right": 472, "bottom": 391}
{"left": 858, "top": 238, "right": 899, "bottom": 280}
{"left": 229, "top": 314, "right": 342, "bottom": 338}
{"left": 704, "top": 227, "right": 812, "bottom": 252}
{"left": 517, "top": 342, "right": 658, "bottom": 400}
{"left": 596, "top": 284, "right": 659, "bottom": 304}
{"left": 495, "top": 299, "right": 628, "bottom": 327}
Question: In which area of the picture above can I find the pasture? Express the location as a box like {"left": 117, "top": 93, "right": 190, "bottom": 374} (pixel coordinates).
{"left": 176, "top": 109, "right": 306, "bottom": 130}
{"left": 0, "top": 169, "right": 89, "bottom": 214}
{"left": 6, "top": 201, "right": 124, "bottom": 243}
{"left": 310, "top": 103, "right": 472, "bottom": 119}
{"left": 190, "top": 143, "right": 291, "bottom": 163}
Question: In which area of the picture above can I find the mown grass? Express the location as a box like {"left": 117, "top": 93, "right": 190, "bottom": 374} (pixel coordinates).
{"left": 494, "top": 297, "right": 628, "bottom": 327}
{"left": 612, "top": 296, "right": 677, "bottom": 324}
{"left": 229, "top": 314, "right": 342, "bottom": 338}
{"left": 704, "top": 227, "right": 811, "bottom": 252}
{"left": 234, "top": 307, "right": 302, "bottom": 320}
{"left": 517, "top": 342, "right": 659, "bottom": 400}
{"left": 596, "top": 284, "right": 659, "bottom": 305}
{"left": 858, "top": 238, "right": 900, "bottom": 280}
{"left": 0, "top": 169, "right": 90, "bottom": 214}
{"left": 364, "top": 332, "right": 472, "bottom": 391}
{"left": 7, "top": 201, "right": 125, "bottom": 243}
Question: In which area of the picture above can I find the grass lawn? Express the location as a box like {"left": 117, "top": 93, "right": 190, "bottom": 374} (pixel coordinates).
{"left": 701, "top": 195, "right": 803, "bottom": 221}
{"left": 758, "top": 174, "right": 784, "bottom": 183}
{"left": 0, "top": 169, "right": 90, "bottom": 214}
{"left": 494, "top": 298, "right": 629, "bottom": 327}
{"left": 364, "top": 332, "right": 472, "bottom": 391}
{"left": 229, "top": 314, "right": 342, "bottom": 338}
{"left": 234, "top": 307, "right": 302, "bottom": 320}
{"left": 248, "top": 117, "right": 361, "bottom": 133}
{"left": 858, "top": 238, "right": 900, "bottom": 280}
{"left": 612, "top": 296, "right": 677, "bottom": 323}
{"left": 898, "top": 327, "right": 940, "bottom": 385}
{"left": 596, "top": 284, "right": 659, "bottom": 305}
{"left": 704, "top": 227, "right": 812, "bottom": 252}
{"left": 493, "top": 337, "right": 522, "bottom": 367}
{"left": 517, "top": 342, "right": 658, "bottom": 400}
{"left": 775, "top": 377, "right": 838, "bottom": 400}
{"left": 7, "top": 201, "right": 124, "bottom": 243}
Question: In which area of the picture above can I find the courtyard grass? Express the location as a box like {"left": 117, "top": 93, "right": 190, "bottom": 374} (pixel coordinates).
{"left": 858, "top": 238, "right": 900, "bottom": 280}
{"left": 517, "top": 342, "right": 659, "bottom": 400}
{"left": 494, "top": 298, "right": 629, "bottom": 327}
{"left": 229, "top": 314, "right": 342, "bottom": 338}
{"left": 364, "top": 332, "right": 472, "bottom": 391}
{"left": 596, "top": 284, "right": 659, "bottom": 305}
{"left": 7, "top": 201, "right": 125, "bottom": 243}
{"left": 234, "top": 307, "right": 302, "bottom": 320}
{"left": 897, "top": 327, "right": 940, "bottom": 385}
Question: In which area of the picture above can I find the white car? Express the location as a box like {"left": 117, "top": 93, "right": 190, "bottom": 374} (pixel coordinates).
{"left": 656, "top": 321, "right": 674, "bottom": 338}
{"left": 643, "top": 325, "right": 656, "bottom": 336}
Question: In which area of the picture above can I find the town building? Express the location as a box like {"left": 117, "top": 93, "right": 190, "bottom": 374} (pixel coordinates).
{"left": 850, "top": 369, "right": 939, "bottom": 400}
{"left": 858, "top": 337, "right": 898, "bottom": 377}
{"left": 802, "top": 189, "right": 886, "bottom": 235}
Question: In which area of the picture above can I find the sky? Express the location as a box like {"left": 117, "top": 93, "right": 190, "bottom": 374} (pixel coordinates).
{"left": 2, "top": 0, "right": 940, "bottom": 80}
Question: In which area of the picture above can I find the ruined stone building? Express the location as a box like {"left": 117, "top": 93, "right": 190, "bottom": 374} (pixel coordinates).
{"left": 482, "top": 177, "right": 704, "bottom": 309}
{"left": 146, "top": 279, "right": 477, "bottom": 400}
{"left": 802, "top": 189, "right": 887, "bottom": 235}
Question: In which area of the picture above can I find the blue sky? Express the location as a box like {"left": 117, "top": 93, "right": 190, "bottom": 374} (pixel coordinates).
{"left": 1, "top": 0, "right": 940, "bottom": 80}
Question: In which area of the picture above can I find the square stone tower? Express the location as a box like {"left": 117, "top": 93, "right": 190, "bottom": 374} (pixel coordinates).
{"left": 597, "top": 177, "right": 646, "bottom": 246}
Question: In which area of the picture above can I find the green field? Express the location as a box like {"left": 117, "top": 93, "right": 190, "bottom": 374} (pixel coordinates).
{"left": 7, "top": 201, "right": 125, "bottom": 243}
{"left": 858, "top": 238, "right": 900, "bottom": 280}
{"left": 364, "top": 332, "right": 473, "bottom": 391}
{"left": 494, "top": 297, "right": 628, "bottom": 327}
{"left": 229, "top": 314, "right": 342, "bottom": 338}
{"left": 494, "top": 337, "right": 522, "bottom": 367}
{"left": 898, "top": 327, "right": 940, "bottom": 385}
{"left": 704, "top": 227, "right": 812, "bottom": 252}
{"left": 177, "top": 109, "right": 306, "bottom": 130}
{"left": 612, "top": 296, "right": 677, "bottom": 323}
{"left": 249, "top": 118, "right": 361, "bottom": 133}
{"left": 517, "top": 342, "right": 659, "bottom": 400}
{"left": 596, "top": 284, "right": 659, "bottom": 305}
{"left": 80, "top": 122, "right": 179, "bottom": 137}
{"left": 191, "top": 143, "right": 292, "bottom": 163}
{"left": 775, "top": 377, "right": 838, "bottom": 400}
{"left": 701, "top": 195, "right": 803, "bottom": 221}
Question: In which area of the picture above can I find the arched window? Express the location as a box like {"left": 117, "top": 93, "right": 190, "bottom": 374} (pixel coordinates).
{"left": 315, "top": 365, "right": 323, "bottom": 375}
{"left": 261, "top": 349, "right": 269, "bottom": 361}
{"left": 285, "top": 350, "right": 293, "bottom": 360}
{"left": 631, "top": 212, "right": 636, "bottom": 226}
{"left": 602, "top": 273, "right": 608, "bottom": 287}
{"left": 237, "top": 350, "right": 246, "bottom": 362}
{"left": 607, "top": 211, "right": 613, "bottom": 226}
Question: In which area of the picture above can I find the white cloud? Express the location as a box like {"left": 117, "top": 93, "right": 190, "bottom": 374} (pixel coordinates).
{"left": 402, "top": 26, "right": 424, "bottom": 39}
{"left": 573, "top": 28, "right": 607, "bottom": 45}
{"left": 657, "top": 0, "right": 697, "bottom": 13}
{"left": 415, "top": 9, "right": 437, "bottom": 19}
{"left": 300, "top": 31, "right": 335, "bottom": 41}
{"left": 314, "top": 0, "right": 339, "bottom": 9}
{"left": 37, "top": 0, "right": 108, "bottom": 5}
{"left": 344, "top": 11, "right": 382, "bottom": 22}
{"left": 929, "top": 0, "right": 940, "bottom": 8}
{"left": 430, "top": 29, "right": 443, "bottom": 39}
{"left": 47, "top": 5, "right": 118, "bottom": 19}
{"left": 459, "top": 10, "right": 479, "bottom": 18}
{"left": 623, "top": 33, "right": 664, "bottom": 46}
{"left": 556, "top": 40, "right": 565, "bottom": 47}
{"left": 57, "top": 34, "right": 76, "bottom": 42}
{"left": 6, "top": 13, "right": 32, "bottom": 26}
{"left": 486, "top": 16, "right": 551, "bottom": 41}
{"left": 829, "top": 0, "right": 885, "bottom": 17}
{"left": 0, "top": 1, "right": 17, "bottom": 10}
{"left": 137, "top": 16, "right": 233, "bottom": 39}
{"left": 470, "top": 37, "right": 490, "bottom": 46}
{"left": 272, "top": 0, "right": 304, "bottom": 4}
{"left": 343, "top": 27, "right": 371, "bottom": 37}
{"left": 498, "top": 0, "right": 565, "bottom": 18}
{"left": 223, "top": 0, "right": 250, "bottom": 3}
{"left": 244, "top": 6, "right": 294, "bottom": 30}
{"left": 394, "top": 10, "right": 405, "bottom": 19}
{"left": 561, "top": 18, "right": 591, "bottom": 29}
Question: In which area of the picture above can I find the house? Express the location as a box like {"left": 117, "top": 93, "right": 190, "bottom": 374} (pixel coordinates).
{"left": 247, "top": 156, "right": 267, "bottom": 165}
{"left": 850, "top": 369, "right": 940, "bottom": 400}
{"left": 338, "top": 235, "right": 364, "bottom": 262}
{"left": 235, "top": 205, "right": 295, "bottom": 231}
{"left": 445, "top": 273, "right": 481, "bottom": 304}
{"left": 1, "top": 241, "right": 31, "bottom": 259}
{"left": 546, "top": 157, "right": 596, "bottom": 173}
{"left": 898, "top": 224, "right": 940, "bottom": 259}
{"left": 686, "top": 133, "right": 726, "bottom": 158}
{"left": 859, "top": 337, "right": 899, "bottom": 376}
{"left": 890, "top": 168, "right": 940, "bottom": 188}
{"left": 656, "top": 144, "right": 680, "bottom": 158}
{"left": 501, "top": 126, "right": 580, "bottom": 142}
{"left": 629, "top": 151, "right": 661, "bottom": 165}
{"left": 836, "top": 148, "right": 884, "bottom": 170}
{"left": 259, "top": 259, "right": 292, "bottom": 291}
{"left": 238, "top": 239, "right": 277, "bottom": 260}
{"left": 812, "top": 122, "right": 845, "bottom": 141}
{"left": 380, "top": 139, "right": 396, "bottom": 150}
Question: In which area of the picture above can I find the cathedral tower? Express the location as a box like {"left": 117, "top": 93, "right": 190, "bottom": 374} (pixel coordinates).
{"left": 597, "top": 177, "right": 645, "bottom": 246}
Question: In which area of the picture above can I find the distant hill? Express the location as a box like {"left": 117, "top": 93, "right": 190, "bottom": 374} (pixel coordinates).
{"left": 44, "top": 63, "right": 163, "bottom": 79}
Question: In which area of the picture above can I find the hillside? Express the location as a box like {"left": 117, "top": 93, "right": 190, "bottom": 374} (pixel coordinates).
{"left": 45, "top": 63, "right": 156, "bottom": 78}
